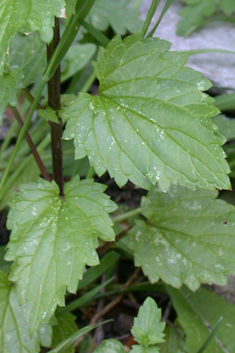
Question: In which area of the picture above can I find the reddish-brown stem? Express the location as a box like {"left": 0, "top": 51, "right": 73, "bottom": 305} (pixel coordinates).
{"left": 47, "top": 17, "right": 64, "bottom": 196}
{"left": 9, "top": 106, "right": 51, "bottom": 181}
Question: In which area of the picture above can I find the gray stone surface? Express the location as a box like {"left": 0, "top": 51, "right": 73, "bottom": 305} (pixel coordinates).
{"left": 139, "top": 0, "right": 235, "bottom": 91}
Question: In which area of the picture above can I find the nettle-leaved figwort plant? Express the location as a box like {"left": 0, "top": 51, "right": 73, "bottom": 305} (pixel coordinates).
{"left": 1, "top": 0, "right": 235, "bottom": 352}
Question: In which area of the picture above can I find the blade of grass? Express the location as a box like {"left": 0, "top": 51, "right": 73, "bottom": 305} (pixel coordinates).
{"left": 80, "top": 20, "right": 110, "bottom": 47}
{"left": 46, "top": 0, "right": 98, "bottom": 80}
{"left": 142, "top": 0, "right": 161, "bottom": 35}
{"left": 147, "top": 0, "right": 174, "bottom": 37}
{"left": 48, "top": 320, "right": 112, "bottom": 353}
{"left": 93, "top": 282, "right": 167, "bottom": 300}
{"left": 196, "top": 317, "right": 223, "bottom": 353}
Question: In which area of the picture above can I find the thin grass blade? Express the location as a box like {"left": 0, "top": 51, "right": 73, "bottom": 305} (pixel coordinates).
{"left": 48, "top": 320, "right": 112, "bottom": 353}
{"left": 142, "top": 0, "right": 161, "bottom": 35}
{"left": 196, "top": 317, "right": 223, "bottom": 353}
{"left": 80, "top": 20, "right": 110, "bottom": 47}
{"left": 147, "top": 0, "right": 174, "bottom": 37}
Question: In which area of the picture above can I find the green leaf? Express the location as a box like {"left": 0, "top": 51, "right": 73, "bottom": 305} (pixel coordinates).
{"left": 65, "top": 0, "right": 77, "bottom": 22}
{"left": 39, "top": 106, "right": 60, "bottom": 123}
{"left": 5, "top": 176, "right": 117, "bottom": 335}
{"left": 39, "top": 324, "right": 53, "bottom": 348}
{"left": 0, "top": 246, "right": 11, "bottom": 273}
{"left": 61, "top": 43, "right": 96, "bottom": 82}
{"left": 0, "top": 69, "right": 22, "bottom": 122}
{"left": 93, "top": 339, "right": 126, "bottom": 353}
{"left": 129, "top": 185, "right": 235, "bottom": 290}
{"left": 214, "top": 92, "right": 235, "bottom": 111}
{"left": 9, "top": 33, "right": 46, "bottom": 87}
{"left": 0, "top": 0, "right": 65, "bottom": 72}
{"left": 0, "top": 271, "right": 40, "bottom": 353}
{"left": 158, "top": 326, "right": 185, "bottom": 353}
{"left": 0, "top": 32, "right": 46, "bottom": 123}
{"left": 62, "top": 32, "right": 230, "bottom": 192}
{"left": 131, "top": 297, "right": 165, "bottom": 347}
{"left": 87, "top": 0, "right": 143, "bottom": 35}
{"left": 177, "top": 0, "right": 217, "bottom": 37}
{"left": 52, "top": 313, "right": 78, "bottom": 353}
{"left": 213, "top": 115, "right": 235, "bottom": 141}
{"left": 177, "top": 0, "right": 235, "bottom": 36}
{"left": 219, "top": 0, "right": 235, "bottom": 15}
{"left": 167, "top": 285, "right": 235, "bottom": 352}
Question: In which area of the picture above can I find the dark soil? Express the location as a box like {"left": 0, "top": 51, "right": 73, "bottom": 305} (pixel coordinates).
{"left": 95, "top": 172, "right": 147, "bottom": 208}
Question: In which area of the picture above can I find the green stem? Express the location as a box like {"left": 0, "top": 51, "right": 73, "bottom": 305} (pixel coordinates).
{"left": 47, "top": 17, "right": 64, "bottom": 195}
{"left": 112, "top": 207, "right": 142, "bottom": 223}
{"left": 142, "top": 0, "right": 161, "bottom": 35}
{"left": 181, "top": 49, "right": 235, "bottom": 55}
{"left": 207, "top": 15, "right": 235, "bottom": 24}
